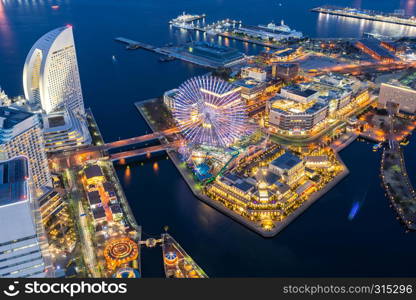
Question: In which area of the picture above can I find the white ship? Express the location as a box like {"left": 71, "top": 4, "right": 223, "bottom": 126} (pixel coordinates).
{"left": 259, "top": 20, "right": 291, "bottom": 32}
{"left": 235, "top": 20, "right": 303, "bottom": 41}
{"left": 169, "top": 12, "right": 206, "bottom": 24}
{"left": 171, "top": 22, "right": 195, "bottom": 30}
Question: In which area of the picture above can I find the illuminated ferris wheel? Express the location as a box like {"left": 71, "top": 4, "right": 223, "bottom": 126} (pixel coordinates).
{"left": 172, "top": 76, "right": 248, "bottom": 148}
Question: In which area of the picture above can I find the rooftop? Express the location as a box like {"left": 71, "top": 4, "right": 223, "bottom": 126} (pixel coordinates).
{"left": 92, "top": 206, "right": 106, "bottom": 220}
{"left": 0, "top": 107, "right": 33, "bottom": 130}
{"left": 187, "top": 42, "right": 244, "bottom": 63}
{"left": 103, "top": 181, "right": 115, "bottom": 194}
{"left": 271, "top": 152, "right": 303, "bottom": 170}
{"left": 234, "top": 180, "right": 255, "bottom": 193}
{"left": 84, "top": 165, "right": 104, "bottom": 179}
{"left": 264, "top": 172, "right": 281, "bottom": 186}
{"left": 283, "top": 85, "right": 318, "bottom": 98}
{"left": 47, "top": 116, "right": 65, "bottom": 128}
{"left": 0, "top": 156, "right": 29, "bottom": 206}
{"left": 270, "top": 97, "right": 327, "bottom": 115}
{"left": 87, "top": 190, "right": 102, "bottom": 206}
{"left": 357, "top": 39, "right": 397, "bottom": 60}
{"left": 233, "top": 78, "right": 266, "bottom": 89}
{"left": 110, "top": 203, "right": 122, "bottom": 214}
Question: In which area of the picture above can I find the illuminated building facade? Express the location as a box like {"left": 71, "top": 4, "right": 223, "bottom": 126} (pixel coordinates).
{"left": 163, "top": 89, "right": 179, "bottom": 112}
{"left": 38, "top": 187, "right": 75, "bottom": 251}
{"left": 23, "top": 26, "right": 85, "bottom": 114}
{"left": 267, "top": 86, "right": 329, "bottom": 133}
{"left": 0, "top": 156, "right": 52, "bottom": 278}
{"left": 233, "top": 78, "right": 268, "bottom": 101}
{"left": 355, "top": 40, "right": 396, "bottom": 62}
{"left": 266, "top": 76, "right": 368, "bottom": 135}
{"left": 272, "top": 63, "right": 300, "bottom": 81}
{"left": 379, "top": 82, "right": 416, "bottom": 114}
{"left": 269, "top": 47, "right": 303, "bottom": 62}
{"left": 241, "top": 67, "right": 267, "bottom": 82}
{"left": 42, "top": 109, "right": 91, "bottom": 152}
{"left": 0, "top": 107, "right": 51, "bottom": 191}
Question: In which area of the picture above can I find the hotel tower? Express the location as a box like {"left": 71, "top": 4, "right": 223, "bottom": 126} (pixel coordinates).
{"left": 23, "top": 26, "right": 85, "bottom": 114}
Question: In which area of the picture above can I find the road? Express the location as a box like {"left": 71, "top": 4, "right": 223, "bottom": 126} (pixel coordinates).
{"left": 110, "top": 140, "right": 183, "bottom": 161}
{"left": 65, "top": 168, "right": 101, "bottom": 277}
{"left": 78, "top": 198, "right": 100, "bottom": 277}
{"left": 313, "top": 60, "right": 416, "bottom": 76}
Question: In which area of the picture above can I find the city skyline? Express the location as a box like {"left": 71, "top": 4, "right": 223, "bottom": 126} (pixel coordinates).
{"left": 0, "top": 0, "right": 416, "bottom": 285}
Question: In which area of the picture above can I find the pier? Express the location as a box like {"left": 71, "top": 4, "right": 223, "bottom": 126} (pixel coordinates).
{"left": 311, "top": 6, "right": 416, "bottom": 28}
{"left": 380, "top": 104, "right": 416, "bottom": 230}
{"left": 114, "top": 37, "right": 247, "bottom": 68}
{"left": 381, "top": 146, "right": 416, "bottom": 230}
{"left": 114, "top": 37, "right": 169, "bottom": 55}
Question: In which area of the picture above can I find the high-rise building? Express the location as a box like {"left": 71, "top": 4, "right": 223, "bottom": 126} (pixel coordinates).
{"left": 0, "top": 156, "right": 53, "bottom": 278}
{"left": 0, "top": 107, "right": 52, "bottom": 191}
{"left": 23, "top": 26, "right": 85, "bottom": 114}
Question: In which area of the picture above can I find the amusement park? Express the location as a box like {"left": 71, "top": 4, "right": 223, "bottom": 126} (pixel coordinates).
{"left": 136, "top": 71, "right": 353, "bottom": 237}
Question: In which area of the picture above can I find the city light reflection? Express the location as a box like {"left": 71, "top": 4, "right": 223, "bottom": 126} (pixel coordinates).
{"left": 0, "top": 0, "right": 13, "bottom": 47}
{"left": 124, "top": 165, "right": 131, "bottom": 185}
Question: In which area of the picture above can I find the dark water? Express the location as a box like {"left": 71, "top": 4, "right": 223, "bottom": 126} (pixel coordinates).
{"left": 1, "top": 0, "right": 416, "bottom": 276}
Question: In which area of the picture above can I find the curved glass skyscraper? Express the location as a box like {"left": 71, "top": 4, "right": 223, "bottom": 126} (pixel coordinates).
{"left": 23, "top": 26, "right": 85, "bottom": 114}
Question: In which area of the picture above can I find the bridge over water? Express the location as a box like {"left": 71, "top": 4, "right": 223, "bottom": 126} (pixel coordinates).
{"left": 51, "top": 127, "right": 180, "bottom": 167}
{"left": 109, "top": 140, "right": 183, "bottom": 162}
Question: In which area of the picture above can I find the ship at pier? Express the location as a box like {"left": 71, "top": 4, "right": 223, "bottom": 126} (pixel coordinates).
{"left": 169, "top": 12, "right": 206, "bottom": 29}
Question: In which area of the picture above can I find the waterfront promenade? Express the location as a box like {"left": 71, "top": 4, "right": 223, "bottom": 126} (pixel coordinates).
{"left": 381, "top": 146, "right": 416, "bottom": 230}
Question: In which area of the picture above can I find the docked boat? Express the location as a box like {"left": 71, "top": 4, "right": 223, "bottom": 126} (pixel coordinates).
{"left": 169, "top": 12, "right": 205, "bottom": 25}
{"left": 159, "top": 56, "right": 176, "bottom": 62}
{"left": 373, "top": 143, "right": 383, "bottom": 151}
{"left": 171, "top": 22, "right": 194, "bottom": 30}
{"left": 258, "top": 20, "right": 292, "bottom": 33}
